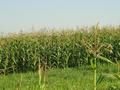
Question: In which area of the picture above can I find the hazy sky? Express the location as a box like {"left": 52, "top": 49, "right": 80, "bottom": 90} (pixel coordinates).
{"left": 0, "top": 0, "right": 120, "bottom": 33}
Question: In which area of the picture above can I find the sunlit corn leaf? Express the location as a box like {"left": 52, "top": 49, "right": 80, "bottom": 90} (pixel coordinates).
{"left": 97, "top": 55, "right": 115, "bottom": 65}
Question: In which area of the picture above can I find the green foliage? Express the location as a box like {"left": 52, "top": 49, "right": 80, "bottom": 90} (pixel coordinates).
{"left": 0, "top": 26, "right": 120, "bottom": 73}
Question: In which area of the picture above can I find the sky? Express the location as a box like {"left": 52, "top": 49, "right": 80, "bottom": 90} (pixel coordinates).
{"left": 0, "top": 0, "right": 120, "bottom": 33}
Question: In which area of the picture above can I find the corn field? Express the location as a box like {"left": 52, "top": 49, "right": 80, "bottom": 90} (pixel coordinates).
{"left": 0, "top": 26, "right": 120, "bottom": 74}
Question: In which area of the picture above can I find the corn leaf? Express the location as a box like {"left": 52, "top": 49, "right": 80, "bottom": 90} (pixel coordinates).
{"left": 97, "top": 55, "right": 115, "bottom": 65}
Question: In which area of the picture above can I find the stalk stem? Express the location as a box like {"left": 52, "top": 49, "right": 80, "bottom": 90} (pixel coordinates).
{"left": 93, "top": 58, "right": 96, "bottom": 90}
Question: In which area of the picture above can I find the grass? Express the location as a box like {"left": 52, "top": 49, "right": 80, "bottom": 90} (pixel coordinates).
{"left": 0, "top": 64, "right": 120, "bottom": 90}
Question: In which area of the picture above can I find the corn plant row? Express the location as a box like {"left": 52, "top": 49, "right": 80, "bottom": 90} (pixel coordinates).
{"left": 0, "top": 26, "right": 120, "bottom": 73}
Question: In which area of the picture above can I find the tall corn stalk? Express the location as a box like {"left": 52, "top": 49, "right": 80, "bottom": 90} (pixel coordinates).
{"left": 38, "top": 58, "right": 46, "bottom": 90}
{"left": 82, "top": 24, "right": 116, "bottom": 90}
